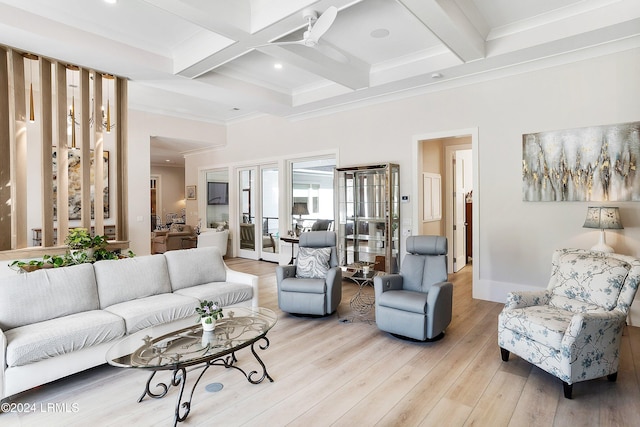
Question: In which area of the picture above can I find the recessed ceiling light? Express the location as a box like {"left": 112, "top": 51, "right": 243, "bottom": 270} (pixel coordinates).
{"left": 104, "top": 0, "right": 117, "bottom": 4}
{"left": 274, "top": 63, "right": 283, "bottom": 70}
{"left": 165, "top": 159, "right": 171, "bottom": 162}
{"left": 370, "top": 28, "right": 390, "bottom": 39}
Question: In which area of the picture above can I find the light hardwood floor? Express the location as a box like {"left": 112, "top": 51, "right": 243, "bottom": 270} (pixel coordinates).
{"left": 3, "top": 258, "right": 640, "bottom": 426}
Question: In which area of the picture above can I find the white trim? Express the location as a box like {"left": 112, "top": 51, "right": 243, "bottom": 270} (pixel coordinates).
{"left": 474, "top": 278, "right": 541, "bottom": 303}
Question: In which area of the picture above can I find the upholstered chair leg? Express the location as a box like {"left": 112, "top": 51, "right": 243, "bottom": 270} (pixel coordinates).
{"left": 500, "top": 347, "right": 510, "bottom": 362}
{"left": 563, "top": 382, "right": 573, "bottom": 399}
{"left": 607, "top": 372, "right": 618, "bottom": 382}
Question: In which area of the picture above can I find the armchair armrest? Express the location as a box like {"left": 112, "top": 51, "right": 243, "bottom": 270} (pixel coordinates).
{"left": 504, "top": 290, "right": 551, "bottom": 310}
{"left": 276, "top": 265, "right": 297, "bottom": 284}
{"left": 562, "top": 310, "right": 627, "bottom": 348}
{"left": 225, "top": 267, "right": 259, "bottom": 307}
{"left": 374, "top": 274, "right": 403, "bottom": 300}
{"left": 427, "top": 281, "right": 454, "bottom": 339}
{"left": 325, "top": 267, "right": 342, "bottom": 311}
{"left": 152, "top": 231, "right": 168, "bottom": 243}
{"left": 561, "top": 310, "right": 628, "bottom": 379}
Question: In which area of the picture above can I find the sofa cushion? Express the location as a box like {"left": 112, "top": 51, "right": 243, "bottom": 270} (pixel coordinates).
{"left": 103, "top": 293, "right": 199, "bottom": 334}
{"left": 0, "top": 263, "right": 99, "bottom": 330}
{"left": 94, "top": 254, "right": 172, "bottom": 309}
{"left": 165, "top": 247, "right": 227, "bottom": 291}
{"left": 174, "top": 282, "right": 253, "bottom": 306}
{"left": 548, "top": 251, "right": 630, "bottom": 312}
{"left": 4, "top": 310, "right": 125, "bottom": 367}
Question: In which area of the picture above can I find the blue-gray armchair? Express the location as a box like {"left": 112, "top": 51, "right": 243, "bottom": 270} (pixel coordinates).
{"left": 276, "top": 231, "right": 342, "bottom": 316}
{"left": 374, "top": 235, "right": 453, "bottom": 341}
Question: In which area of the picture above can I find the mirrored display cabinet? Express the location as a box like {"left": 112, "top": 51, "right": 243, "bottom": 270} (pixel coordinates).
{"left": 335, "top": 163, "right": 400, "bottom": 273}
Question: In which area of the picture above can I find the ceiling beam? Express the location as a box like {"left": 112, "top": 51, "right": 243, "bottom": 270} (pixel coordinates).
{"left": 256, "top": 43, "right": 370, "bottom": 90}
{"left": 398, "top": 0, "right": 485, "bottom": 63}
{"left": 145, "top": 0, "right": 366, "bottom": 78}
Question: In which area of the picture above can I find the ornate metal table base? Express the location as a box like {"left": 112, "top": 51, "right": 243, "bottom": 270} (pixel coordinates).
{"left": 139, "top": 337, "right": 273, "bottom": 427}
{"left": 346, "top": 271, "right": 376, "bottom": 323}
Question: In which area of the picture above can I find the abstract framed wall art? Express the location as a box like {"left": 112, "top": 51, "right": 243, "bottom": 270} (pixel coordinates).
{"left": 522, "top": 121, "right": 640, "bottom": 201}
{"left": 53, "top": 150, "right": 110, "bottom": 219}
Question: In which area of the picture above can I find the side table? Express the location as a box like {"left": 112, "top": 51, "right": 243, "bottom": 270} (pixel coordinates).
{"left": 279, "top": 236, "right": 299, "bottom": 264}
{"left": 345, "top": 269, "right": 377, "bottom": 322}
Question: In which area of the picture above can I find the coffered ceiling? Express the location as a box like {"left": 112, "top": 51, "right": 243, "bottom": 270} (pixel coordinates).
{"left": 0, "top": 0, "right": 639, "bottom": 126}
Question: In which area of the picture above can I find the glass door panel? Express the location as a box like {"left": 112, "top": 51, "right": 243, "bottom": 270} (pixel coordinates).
{"left": 238, "top": 168, "right": 257, "bottom": 259}
{"left": 260, "top": 165, "right": 279, "bottom": 263}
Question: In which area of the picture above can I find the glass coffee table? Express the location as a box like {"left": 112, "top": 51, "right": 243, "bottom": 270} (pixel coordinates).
{"left": 107, "top": 307, "right": 277, "bottom": 426}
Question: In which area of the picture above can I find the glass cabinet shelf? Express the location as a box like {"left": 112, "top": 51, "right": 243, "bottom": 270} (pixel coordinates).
{"left": 335, "top": 163, "right": 400, "bottom": 273}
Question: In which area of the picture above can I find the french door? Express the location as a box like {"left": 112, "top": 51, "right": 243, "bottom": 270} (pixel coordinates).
{"left": 236, "top": 164, "right": 280, "bottom": 262}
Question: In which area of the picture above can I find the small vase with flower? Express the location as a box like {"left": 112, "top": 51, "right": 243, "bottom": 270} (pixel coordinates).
{"left": 195, "top": 300, "right": 224, "bottom": 332}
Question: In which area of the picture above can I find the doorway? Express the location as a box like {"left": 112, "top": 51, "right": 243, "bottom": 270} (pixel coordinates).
{"left": 414, "top": 129, "right": 477, "bottom": 276}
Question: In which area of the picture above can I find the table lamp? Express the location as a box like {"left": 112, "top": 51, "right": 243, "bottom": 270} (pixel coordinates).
{"left": 582, "top": 206, "right": 623, "bottom": 253}
{"left": 292, "top": 203, "right": 309, "bottom": 236}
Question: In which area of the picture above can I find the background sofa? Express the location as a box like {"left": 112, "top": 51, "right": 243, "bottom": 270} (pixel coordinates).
{"left": 151, "top": 223, "right": 196, "bottom": 253}
{"left": 0, "top": 247, "right": 257, "bottom": 400}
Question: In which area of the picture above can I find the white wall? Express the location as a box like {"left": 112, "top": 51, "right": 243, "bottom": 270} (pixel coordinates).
{"left": 184, "top": 47, "right": 640, "bottom": 305}
{"left": 127, "top": 110, "right": 226, "bottom": 255}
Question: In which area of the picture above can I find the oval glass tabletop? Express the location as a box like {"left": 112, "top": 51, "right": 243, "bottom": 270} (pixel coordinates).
{"left": 107, "top": 307, "right": 277, "bottom": 370}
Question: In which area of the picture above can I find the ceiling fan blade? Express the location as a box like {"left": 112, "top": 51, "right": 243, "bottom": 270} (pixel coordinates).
{"left": 309, "top": 6, "right": 337, "bottom": 42}
{"left": 255, "top": 40, "right": 305, "bottom": 49}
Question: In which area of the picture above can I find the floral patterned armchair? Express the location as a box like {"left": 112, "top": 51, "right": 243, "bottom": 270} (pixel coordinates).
{"left": 498, "top": 248, "right": 640, "bottom": 398}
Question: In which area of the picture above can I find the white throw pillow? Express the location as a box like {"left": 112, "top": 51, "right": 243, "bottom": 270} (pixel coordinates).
{"left": 296, "top": 247, "right": 331, "bottom": 279}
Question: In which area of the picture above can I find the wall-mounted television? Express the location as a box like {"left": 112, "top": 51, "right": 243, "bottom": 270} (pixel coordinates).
{"left": 207, "top": 182, "right": 229, "bottom": 205}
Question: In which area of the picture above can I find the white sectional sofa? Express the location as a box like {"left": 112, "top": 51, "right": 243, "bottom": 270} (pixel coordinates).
{"left": 0, "top": 247, "right": 258, "bottom": 400}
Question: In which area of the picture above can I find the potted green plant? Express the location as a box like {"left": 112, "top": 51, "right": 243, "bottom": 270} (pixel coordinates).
{"left": 9, "top": 254, "right": 67, "bottom": 273}
{"left": 195, "top": 300, "right": 224, "bottom": 331}
{"left": 65, "top": 228, "right": 109, "bottom": 262}
{"left": 65, "top": 228, "right": 94, "bottom": 250}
